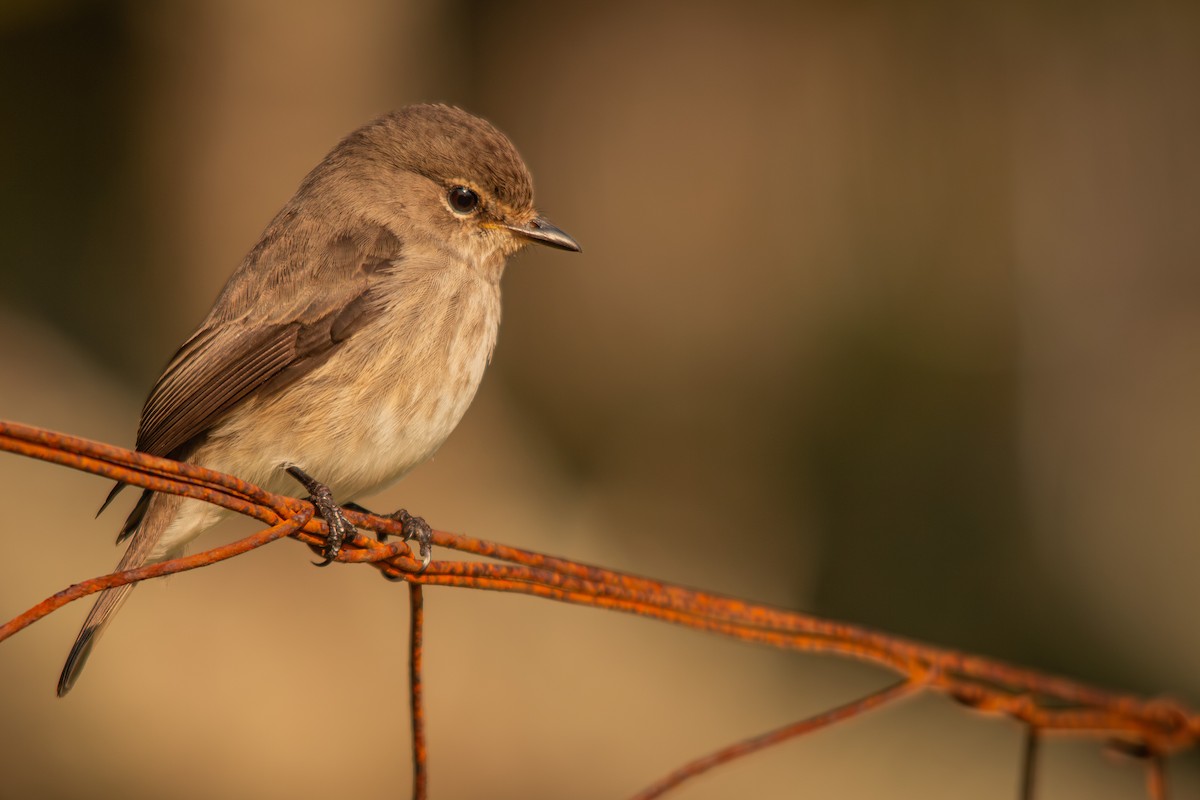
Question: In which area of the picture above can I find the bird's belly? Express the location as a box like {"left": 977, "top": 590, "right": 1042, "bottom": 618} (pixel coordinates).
{"left": 328, "top": 355, "right": 487, "bottom": 497}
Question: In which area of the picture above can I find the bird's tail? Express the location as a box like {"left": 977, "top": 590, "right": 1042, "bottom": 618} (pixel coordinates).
{"left": 57, "top": 493, "right": 181, "bottom": 697}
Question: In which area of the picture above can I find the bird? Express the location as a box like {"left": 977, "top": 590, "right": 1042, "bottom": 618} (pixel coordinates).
{"left": 57, "top": 103, "right": 580, "bottom": 696}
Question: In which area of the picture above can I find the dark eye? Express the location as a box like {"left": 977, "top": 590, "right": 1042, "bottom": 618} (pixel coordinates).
{"left": 447, "top": 186, "right": 480, "bottom": 214}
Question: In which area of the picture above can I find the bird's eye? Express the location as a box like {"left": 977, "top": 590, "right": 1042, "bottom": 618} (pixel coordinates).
{"left": 447, "top": 186, "right": 480, "bottom": 215}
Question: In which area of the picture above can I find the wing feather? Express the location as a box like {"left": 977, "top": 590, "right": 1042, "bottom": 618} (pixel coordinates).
{"left": 136, "top": 325, "right": 301, "bottom": 457}
{"left": 129, "top": 223, "right": 403, "bottom": 462}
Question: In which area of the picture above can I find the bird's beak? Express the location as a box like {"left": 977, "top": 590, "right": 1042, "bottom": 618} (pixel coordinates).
{"left": 503, "top": 216, "right": 582, "bottom": 252}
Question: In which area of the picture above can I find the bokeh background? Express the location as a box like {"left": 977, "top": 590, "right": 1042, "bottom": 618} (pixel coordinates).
{"left": 2, "top": 1, "right": 1199, "bottom": 798}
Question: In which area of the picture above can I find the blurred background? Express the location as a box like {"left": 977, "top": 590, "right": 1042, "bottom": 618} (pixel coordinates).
{"left": 2, "top": 1, "right": 1198, "bottom": 798}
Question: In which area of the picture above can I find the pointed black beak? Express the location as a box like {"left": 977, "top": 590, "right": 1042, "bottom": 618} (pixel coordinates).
{"left": 504, "top": 216, "right": 582, "bottom": 252}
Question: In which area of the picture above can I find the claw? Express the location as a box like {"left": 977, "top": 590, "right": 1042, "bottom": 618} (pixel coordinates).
{"left": 286, "top": 466, "right": 357, "bottom": 565}
{"left": 389, "top": 509, "right": 433, "bottom": 571}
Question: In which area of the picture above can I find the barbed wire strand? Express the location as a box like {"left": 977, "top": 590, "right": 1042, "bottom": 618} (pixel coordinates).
{"left": 1, "top": 420, "right": 1196, "bottom": 799}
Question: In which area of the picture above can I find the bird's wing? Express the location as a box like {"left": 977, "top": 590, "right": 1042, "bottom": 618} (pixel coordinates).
{"left": 136, "top": 223, "right": 404, "bottom": 461}
{"left": 100, "top": 222, "right": 403, "bottom": 526}
{"left": 135, "top": 302, "right": 356, "bottom": 459}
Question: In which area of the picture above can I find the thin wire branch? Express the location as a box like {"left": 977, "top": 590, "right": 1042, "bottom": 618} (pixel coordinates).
{"left": 2, "top": 420, "right": 1197, "bottom": 798}
{"left": 1147, "top": 752, "right": 1168, "bottom": 800}
{"left": 1020, "top": 726, "right": 1040, "bottom": 800}
{"left": 409, "top": 583, "right": 427, "bottom": 800}
{"left": 629, "top": 678, "right": 921, "bottom": 800}
{"left": 0, "top": 506, "right": 312, "bottom": 642}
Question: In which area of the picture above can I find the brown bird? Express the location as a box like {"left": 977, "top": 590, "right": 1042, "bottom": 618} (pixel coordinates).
{"left": 57, "top": 104, "right": 580, "bottom": 696}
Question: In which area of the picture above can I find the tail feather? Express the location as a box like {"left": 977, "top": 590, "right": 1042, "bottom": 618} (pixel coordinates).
{"left": 57, "top": 582, "right": 137, "bottom": 696}
{"left": 57, "top": 492, "right": 181, "bottom": 697}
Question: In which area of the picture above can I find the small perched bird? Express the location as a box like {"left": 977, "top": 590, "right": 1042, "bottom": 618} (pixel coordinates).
{"left": 57, "top": 104, "right": 580, "bottom": 696}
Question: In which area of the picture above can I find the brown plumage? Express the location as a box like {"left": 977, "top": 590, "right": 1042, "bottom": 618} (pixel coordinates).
{"left": 58, "top": 104, "right": 579, "bottom": 696}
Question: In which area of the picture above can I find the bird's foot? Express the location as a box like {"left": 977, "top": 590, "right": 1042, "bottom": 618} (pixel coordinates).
{"left": 387, "top": 509, "right": 433, "bottom": 571}
{"left": 286, "top": 466, "right": 356, "bottom": 567}
{"left": 334, "top": 501, "right": 432, "bottom": 571}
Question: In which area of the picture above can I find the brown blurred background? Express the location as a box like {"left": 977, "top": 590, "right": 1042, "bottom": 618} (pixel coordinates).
{"left": 2, "top": 1, "right": 1199, "bottom": 798}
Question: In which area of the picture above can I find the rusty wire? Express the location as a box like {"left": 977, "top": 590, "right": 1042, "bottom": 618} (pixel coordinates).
{"left": 1, "top": 419, "right": 1196, "bottom": 799}
{"left": 409, "top": 582, "right": 427, "bottom": 799}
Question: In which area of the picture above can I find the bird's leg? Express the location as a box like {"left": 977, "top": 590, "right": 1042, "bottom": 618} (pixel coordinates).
{"left": 286, "top": 466, "right": 356, "bottom": 567}
{"left": 335, "top": 500, "right": 433, "bottom": 570}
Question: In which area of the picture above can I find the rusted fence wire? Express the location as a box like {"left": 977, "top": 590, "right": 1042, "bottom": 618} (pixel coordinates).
{"left": 1, "top": 419, "right": 1195, "bottom": 799}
